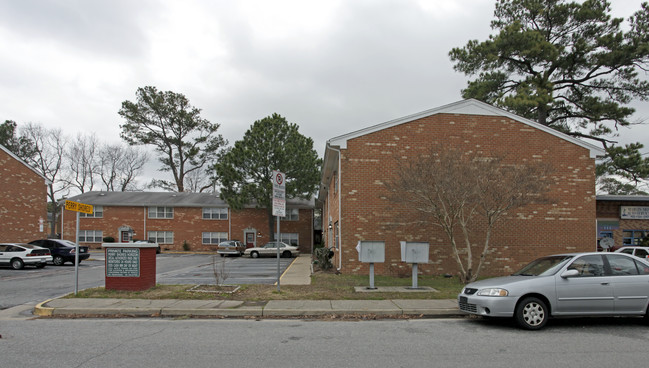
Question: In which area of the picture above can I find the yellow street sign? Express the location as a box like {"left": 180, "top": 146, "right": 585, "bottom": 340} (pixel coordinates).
{"left": 65, "top": 200, "right": 94, "bottom": 214}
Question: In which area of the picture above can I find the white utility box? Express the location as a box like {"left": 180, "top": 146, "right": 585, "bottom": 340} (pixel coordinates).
{"left": 400, "top": 242, "right": 429, "bottom": 264}
{"left": 356, "top": 241, "right": 385, "bottom": 263}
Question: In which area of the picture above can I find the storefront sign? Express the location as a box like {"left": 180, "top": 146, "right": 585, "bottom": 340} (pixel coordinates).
{"left": 621, "top": 206, "right": 649, "bottom": 220}
{"left": 106, "top": 248, "right": 140, "bottom": 277}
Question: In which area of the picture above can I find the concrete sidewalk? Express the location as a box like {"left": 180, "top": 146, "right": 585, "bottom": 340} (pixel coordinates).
{"left": 34, "top": 298, "right": 461, "bottom": 318}
{"left": 33, "top": 254, "right": 463, "bottom": 319}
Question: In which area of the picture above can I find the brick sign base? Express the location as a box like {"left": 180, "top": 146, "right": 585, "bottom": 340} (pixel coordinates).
{"left": 102, "top": 243, "right": 157, "bottom": 291}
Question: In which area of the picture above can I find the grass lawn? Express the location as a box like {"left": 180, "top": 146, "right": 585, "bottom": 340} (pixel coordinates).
{"left": 69, "top": 273, "right": 464, "bottom": 301}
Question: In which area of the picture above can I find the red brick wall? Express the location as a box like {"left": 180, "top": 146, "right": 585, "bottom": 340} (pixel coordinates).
{"left": 104, "top": 247, "right": 157, "bottom": 291}
{"left": 0, "top": 148, "right": 48, "bottom": 242}
{"left": 333, "top": 113, "right": 597, "bottom": 276}
{"left": 63, "top": 205, "right": 313, "bottom": 253}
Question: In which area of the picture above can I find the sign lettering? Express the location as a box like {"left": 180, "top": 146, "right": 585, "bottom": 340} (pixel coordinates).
{"left": 65, "top": 200, "right": 94, "bottom": 214}
{"left": 106, "top": 248, "right": 140, "bottom": 277}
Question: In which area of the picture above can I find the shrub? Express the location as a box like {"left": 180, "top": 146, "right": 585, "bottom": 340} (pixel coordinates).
{"left": 103, "top": 236, "right": 115, "bottom": 243}
{"left": 314, "top": 247, "right": 334, "bottom": 271}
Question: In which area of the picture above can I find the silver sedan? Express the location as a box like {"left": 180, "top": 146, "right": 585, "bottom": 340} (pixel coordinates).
{"left": 458, "top": 252, "right": 649, "bottom": 330}
{"left": 244, "top": 241, "right": 300, "bottom": 258}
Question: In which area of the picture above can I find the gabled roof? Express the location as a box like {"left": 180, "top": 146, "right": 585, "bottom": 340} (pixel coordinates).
{"left": 318, "top": 99, "right": 606, "bottom": 202}
{"left": 67, "top": 191, "right": 315, "bottom": 208}
{"left": 326, "top": 99, "right": 604, "bottom": 158}
{"left": 0, "top": 143, "right": 50, "bottom": 184}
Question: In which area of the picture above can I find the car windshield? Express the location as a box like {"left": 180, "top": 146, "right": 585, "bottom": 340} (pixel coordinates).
{"left": 512, "top": 255, "right": 573, "bottom": 276}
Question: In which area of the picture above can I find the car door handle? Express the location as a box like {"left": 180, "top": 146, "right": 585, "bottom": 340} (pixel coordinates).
{"left": 601, "top": 282, "right": 610, "bottom": 285}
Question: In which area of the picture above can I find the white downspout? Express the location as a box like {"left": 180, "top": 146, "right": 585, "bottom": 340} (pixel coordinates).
{"left": 143, "top": 207, "right": 146, "bottom": 240}
{"left": 329, "top": 146, "right": 343, "bottom": 271}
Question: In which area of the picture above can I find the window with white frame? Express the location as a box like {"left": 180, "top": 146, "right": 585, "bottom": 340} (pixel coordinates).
{"left": 80, "top": 205, "right": 103, "bottom": 218}
{"left": 203, "top": 207, "right": 228, "bottom": 220}
{"left": 273, "top": 233, "right": 299, "bottom": 246}
{"left": 202, "top": 232, "right": 228, "bottom": 244}
{"left": 281, "top": 208, "right": 299, "bottom": 221}
{"left": 148, "top": 207, "right": 173, "bottom": 219}
{"left": 79, "top": 230, "right": 103, "bottom": 242}
{"left": 148, "top": 231, "right": 174, "bottom": 244}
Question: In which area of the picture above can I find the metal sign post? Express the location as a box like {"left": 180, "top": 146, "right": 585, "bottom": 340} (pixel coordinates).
{"left": 65, "top": 200, "right": 93, "bottom": 295}
{"left": 272, "top": 170, "right": 286, "bottom": 292}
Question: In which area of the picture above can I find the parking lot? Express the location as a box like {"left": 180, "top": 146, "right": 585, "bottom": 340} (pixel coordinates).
{"left": 0, "top": 252, "right": 297, "bottom": 310}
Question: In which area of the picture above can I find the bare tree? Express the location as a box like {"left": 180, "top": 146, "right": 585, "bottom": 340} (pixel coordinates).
{"left": 65, "top": 133, "right": 99, "bottom": 193}
{"left": 388, "top": 147, "right": 552, "bottom": 284}
{"left": 98, "top": 143, "right": 148, "bottom": 191}
{"left": 184, "top": 166, "right": 216, "bottom": 193}
{"left": 20, "top": 123, "right": 69, "bottom": 237}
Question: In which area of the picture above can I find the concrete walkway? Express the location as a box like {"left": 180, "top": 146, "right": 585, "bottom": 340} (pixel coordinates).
{"left": 34, "top": 254, "right": 462, "bottom": 319}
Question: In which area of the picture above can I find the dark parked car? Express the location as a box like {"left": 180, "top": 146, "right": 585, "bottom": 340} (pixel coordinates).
{"left": 29, "top": 239, "right": 90, "bottom": 266}
{"left": 0, "top": 243, "right": 52, "bottom": 269}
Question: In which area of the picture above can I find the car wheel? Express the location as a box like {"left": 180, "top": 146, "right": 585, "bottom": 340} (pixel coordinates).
{"left": 251, "top": 251, "right": 259, "bottom": 258}
{"left": 53, "top": 256, "right": 65, "bottom": 266}
{"left": 515, "top": 297, "right": 548, "bottom": 330}
{"left": 282, "top": 251, "right": 291, "bottom": 258}
{"left": 11, "top": 258, "right": 24, "bottom": 270}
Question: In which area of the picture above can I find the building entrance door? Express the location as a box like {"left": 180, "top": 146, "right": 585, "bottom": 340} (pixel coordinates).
{"left": 245, "top": 231, "right": 256, "bottom": 248}
{"left": 120, "top": 231, "right": 131, "bottom": 242}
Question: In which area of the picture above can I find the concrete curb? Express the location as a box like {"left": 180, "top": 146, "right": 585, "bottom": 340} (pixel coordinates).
{"left": 33, "top": 299, "right": 55, "bottom": 317}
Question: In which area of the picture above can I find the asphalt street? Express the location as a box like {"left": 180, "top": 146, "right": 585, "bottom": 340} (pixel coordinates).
{"left": 1, "top": 318, "right": 649, "bottom": 367}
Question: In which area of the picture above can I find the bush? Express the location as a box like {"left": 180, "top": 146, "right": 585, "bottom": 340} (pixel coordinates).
{"left": 103, "top": 236, "right": 115, "bottom": 243}
{"left": 182, "top": 241, "right": 190, "bottom": 251}
{"left": 314, "top": 247, "right": 334, "bottom": 271}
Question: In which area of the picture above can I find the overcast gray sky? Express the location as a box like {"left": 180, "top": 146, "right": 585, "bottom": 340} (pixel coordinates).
{"left": 1, "top": 0, "right": 647, "bottom": 185}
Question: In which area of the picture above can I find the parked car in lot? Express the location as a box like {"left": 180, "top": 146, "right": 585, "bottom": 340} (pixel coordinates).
{"left": 458, "top": 252, "right": 649, "bottom": 330}
{"left": 244, "top": 241, "right": 300, "bottom": 258}
{"left": 28, "top": 239, "right": 89, "bottom": 266}
{"left": 217, "top": 240, "right": 245, "bottom": 256}
{"left": 614, "top": 246, "right": 649, "bottom": 260}
{"left": 0, "top": 243, "right": 52, "bottom": 270}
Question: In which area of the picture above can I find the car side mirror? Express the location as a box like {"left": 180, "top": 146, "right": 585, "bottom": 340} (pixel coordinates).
{"left": 561, "top": 269, "right": 579, "bottom": 278}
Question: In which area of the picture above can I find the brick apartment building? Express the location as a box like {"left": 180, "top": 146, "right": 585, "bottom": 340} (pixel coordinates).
{"left": 0, "top": 144, "right": 49, "bottom": 242}
{"left": 597, "top": 195, "right": 649, "bottom": 250}
{"left": 61, "top": 191, "right": 315, "bottom": 253}
{"left": 318, "top": 99, "right": 605, "bottom": 276}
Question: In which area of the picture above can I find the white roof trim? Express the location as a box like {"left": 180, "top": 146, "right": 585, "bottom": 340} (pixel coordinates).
{"left": 327, "top": 99, "right": 605, "bottom": 158}
{"left": 0, "top": 143, "right": 50, "bottom": 184}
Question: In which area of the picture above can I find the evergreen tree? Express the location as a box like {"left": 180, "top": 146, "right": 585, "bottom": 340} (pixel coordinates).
{"left": 449, "top": 0, "right": 649, "bottom": 191}
{"left": 214, "top": 114, "right": 321, "bottom": 239}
